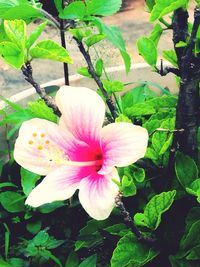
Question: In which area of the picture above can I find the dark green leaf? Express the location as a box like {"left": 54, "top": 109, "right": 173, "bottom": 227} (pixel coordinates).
{"left": 111, "top": 232, "right": 159, "bottom": 267}
{"left": 175, "top": 152, "right": 198, "bottom": 188}
{"left": 78, "top": 254, "right": 97, "bottom": 267}
{"left": 26, "top": 221, "right": 42, "bottom": 234}
{"left": 21, "top": 168, "right": 40, "bottom": 196}
{"left": 0, "top": 191, "right": 25, "bottom": 213}
{"left": 65, "top": 251, "right": 79, "bottom": 267}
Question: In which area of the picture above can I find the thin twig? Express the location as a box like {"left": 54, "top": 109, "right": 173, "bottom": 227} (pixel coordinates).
{"left": 21, "top": 62, "right": 61, "bottom": 116}
{"left": 73, "top": 37, "right": 117, "bottom": 121}
{"left": 115, "top": 193, "right": 157, "bottom": 244}
{"left": 38, "top": 8, "right": 60, "bottom": 29}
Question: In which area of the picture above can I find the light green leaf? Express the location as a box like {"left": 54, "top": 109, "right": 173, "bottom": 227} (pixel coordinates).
{"left": 186, "top": 179, "right": 200, "bottom": 203}
{"left": 175, "top": 152, "right": 198, "bottom": 188}
{"left": 78, "top": 254, "right": 97, "bottom": 267}
{"left": 149, "top": 23, "right": 163, "bottom": 47}
{"left": 163, "top": 50, "right": 178, "bottom": 67}
{"left": 0, "top": 41, "right": 24, "bottom": 69}
{"left": 0, "top": 259, "right": 12, "bottom": 267}
{"left": 111, "top": 232, "right": 159, "bottom": 267}
{"left": 134, "top": 213, "right": 148, "bottom": 227}
{"left": 103, "top": 80, "right": 124, "bottom": 94}
{"left": 1, "top": 4, "right": 42, "bottom": 20}
{"left": 125, "top": 102, "right": 156, "bottom": 117}
{"left": 4, "top": 19, "right": 26, "bottom": 48}
{"left": 77, "top": 67, "right": 91, "bottom": 77}
{"left": 143, "top": 190, "right": 176, "bottom": 230}
{"left": 133, "top": 167, "right": 145, "bottom": 183}
{"left": 86, "top": 0, "right": 122, "bottom": 16}
{"left": 121, "top": 175, "right": 136, "bottom": 197}
{"left": 95, "top": 58, "right": 103, "bottom": 77}
{"left": 30, "top": 39, "right": 73, "bottom": 63}
{"left": 150, "top": 0, "right": 188, "bottom": 22}
{"left": 85, "top": 34, "right": 106, "bottom": 47}
{"left": 28, "top": 99, "right": 57, "bottom": 122}
{"left": 137, "top": 37, "right": 157, "bottom": 66}
{"left": 0, "top": 0, "right": 27, "bottom": 15}
{"left": 59, "top": 1, "right": 86, "bottom": 19}
{"left": 20, "top": 168, "right": 40, "bottom": 196}
{"left": 26, "top": 20, "right": 48, "bottom": 49}
{"left": 0, "top": 191, "right": 25, "bottom": 213}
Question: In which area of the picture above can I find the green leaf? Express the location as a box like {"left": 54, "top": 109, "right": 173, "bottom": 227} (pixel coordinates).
{"left": 4, "top": 19, "right": 26, "bottom": 49}
{"left": 144, "top": 190, "right": 176, "bottom": 229}
{"left": 186, "top": 244, "right": 200, "bottom": 260}
{"left": 78, "top": 254, "right": 97, "bottom": 267}
{"left": 38, "top": 201, "right": 65, "bottom": 214}
{"left": 26, "top": 20, "right": 48, "bottom": 49}
{"left": 149, "top": 23, "right": 163, "bottom": 47}
{"left": 186, "top": 179, "right": 200, "bottom": 202}
{"left": 59, "top": 1, "right": 86, "bottom": 19}
{"left": 95, "top": 58, "right": 103, "bottom": 77}
{"left": 121, "top": 175, "right": 136, "bottom": 197}
{"left": 30, "top": 39, "right": 72, "bottom": 63}
{"left": 175, "top": 41, "right": 187, "bottom": 48}
{"left": 137, "top": 37, "right": 157, "bottom": 66}
{"left": 111, "top": 232, "right": 159, "bottom": 267}
{"left": 103, "top": 80, "right": 124, "bottom": 94}
{"left": 0, "top": 259, "right": 12, "bottom": 267}
{"left": 33, "top": 230, "right": 49, "bottom": 246}
{"left": 180, "top": 220, "right": 200, "bottom": 251}
{"left": 175, "top": 152, "right": 198, "bottom": 188}
{"left": 26, "top": 221, "right": 42, "bottom": 234}
{"left": 20, "top": 168, "right": 40, "bottom": 196}
{"left": 0, "top": 182, "right": 17, "bottom": 189}
{"left": 150, "top": 0, "right": 188, "bottom": 22}
{"left": 133, "top": 167, "right": 145, "bottom": 183}
{"left": 46, "top": 238, "right": 65, "bottom": 249}
{"left": 9, "top": 258, "right": 24, "bottom": 267}
{"left": 125, "top": 102, "right": 156, "bottom": 117}
{"left": 54, "top": 0, "right": 62, "bottom": 13}
{"left": 86, "top": 0, "right": 122, "bottom": 16}
{"left": 163, "top": 50, "right": 178, "bottom": 67}
{"left": 0, "top": 192, "right": 25, "bottom": 213}
{"left": 65, "top": 251, "right": 79, "bottom": 267}
{"left": 95, "top": 21, "right": 131, "bottom": 73}
{"left": 0, "top": 41, "right": 24, "bottom": 69}
{"left": 145, "top": 0, "right": 155, "bottom": 11}
{"left": 77, "top": 67, "right": 92, "bottom": 77}
{"left": 85, "top": 34, "right": 106, "bottom": 47}
{"left": 104, "top": 223, "right": 129, "bottom": 237}
{"left": 134, "top": 213, "right": 148, "bottom": 227}
{"left": 28, "top": 99, "right": 57, "bottom": 122}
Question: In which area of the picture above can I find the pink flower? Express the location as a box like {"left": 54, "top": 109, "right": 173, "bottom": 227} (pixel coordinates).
{"left": 14, "top": 86, "right": 148, "bottom": 220}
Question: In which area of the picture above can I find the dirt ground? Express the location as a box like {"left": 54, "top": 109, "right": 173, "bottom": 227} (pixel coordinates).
{"left": 0, "top": 0, "right": 194, "bottom": 98}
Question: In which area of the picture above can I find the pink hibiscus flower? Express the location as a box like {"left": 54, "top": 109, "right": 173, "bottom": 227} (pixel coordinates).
{"left": 14, "top": 86, "right": 148, "bottom": 220}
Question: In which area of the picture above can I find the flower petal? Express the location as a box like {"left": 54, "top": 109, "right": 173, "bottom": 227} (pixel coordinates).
{"left": 14, "top": 118, "right": 90, "bottom": 175}
{"left": 99, "top": 122, "right": 148, "bottom": 174}
{"left": 56, "top": 86, "right": 105, "bottom": 148}
{"left": 25, "top": 165, "right": 93, "bottom": 207}
{"left": 78, "top": 168, "right": 119, "bottom": 220}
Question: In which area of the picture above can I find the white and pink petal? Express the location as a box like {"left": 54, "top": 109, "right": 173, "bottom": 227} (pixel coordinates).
{"left": 99, "top": 122, "right": 148, "bottom": 174}
{"left": 56, "top": 86, "right": 105, "bottom": 149}
{"left": 14, "top": 118, "right": 89, "bottom": 175}
{"left": 78, "top": 168, "right": 120, "bottom": 220}
{"left": 25, "top": 165, "right": 93, "bottom": 207}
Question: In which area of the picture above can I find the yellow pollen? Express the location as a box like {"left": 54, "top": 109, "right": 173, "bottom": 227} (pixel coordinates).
{"left": 41, "top": 133, "right": 45, "bottom": 138}
{"left": 37, "top": 145, "right": 43, "bottom": 150}
{"left": 28, "top": 140, "right": 34, "bottom": 145}
{"left": 33, "top": 133, "right": 37, "bottom": 137}
{"left": 45, "top": 140, "right": 50, "bottom": 144}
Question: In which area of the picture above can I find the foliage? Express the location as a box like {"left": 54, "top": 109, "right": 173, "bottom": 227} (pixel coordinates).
{"left": 0, "top": 0, "right": 200, "bottom": 266}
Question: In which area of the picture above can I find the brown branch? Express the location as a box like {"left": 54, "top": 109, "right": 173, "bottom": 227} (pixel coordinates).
{"left": 73, "top": 37, "right": 117, "bottom": 121}
{"left": 115, "top": 193, "right": 157, "bottom": 244}
{"left": 21, "top": 62, "right": 61, "bottom": 117}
